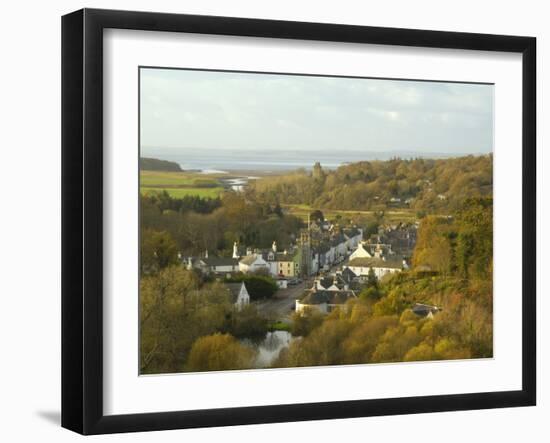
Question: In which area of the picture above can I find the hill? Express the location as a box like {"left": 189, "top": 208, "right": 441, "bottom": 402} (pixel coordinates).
{"left": 246, "top": 154, "right": 492, "bottom": 213}
{"left": 140, "top": 157, "right": 182, "bottom": 172}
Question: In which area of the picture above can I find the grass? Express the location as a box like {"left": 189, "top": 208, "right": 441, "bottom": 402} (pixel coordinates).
{"left": 269, "top": 321, "right": 291, "bottom": 332}
{"left": 140, "top": 187, "right": 224, "bottom": 199}
{"left": 282, "top": 204, "right": 417, "bottom": 224}
{"left": 140, "top": 170, "right": 225, "bottom": 198}
{"left": 140, "top": 170, "right": 220, "bottom": 187}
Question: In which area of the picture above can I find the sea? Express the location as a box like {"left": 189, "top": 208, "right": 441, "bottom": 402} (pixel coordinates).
{"left": 142, "top": 147, "right": 469, "bottom": 173}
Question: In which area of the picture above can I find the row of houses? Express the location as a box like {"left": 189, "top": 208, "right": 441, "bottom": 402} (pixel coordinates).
{"left": 188, "top": 242, "right": 301, "bottom": 280}
{"left": 185, "top": 225, "right": 364, "bottom": 280}
{"left": 295, "top": 238, "right": 410, "bottom": 314}
{"left": 366, "top": 222, "right": 418, "bottom": 256}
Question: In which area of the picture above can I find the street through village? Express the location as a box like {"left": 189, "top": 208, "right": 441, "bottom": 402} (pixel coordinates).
{"left": 254, "top": 280, "right": 309, "bottom": 321}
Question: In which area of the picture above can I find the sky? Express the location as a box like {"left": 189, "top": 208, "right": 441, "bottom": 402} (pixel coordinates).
{"left": 140, "top": 68, "right": 493, "bottom": 156}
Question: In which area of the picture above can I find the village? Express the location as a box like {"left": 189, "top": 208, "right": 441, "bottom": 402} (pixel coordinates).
{"left": 179, "top": 217, "right": 438, "bottom": 322}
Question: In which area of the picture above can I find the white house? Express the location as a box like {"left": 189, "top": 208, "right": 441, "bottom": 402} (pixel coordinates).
{"left": 197, "top": 257, "right": 239, "bottom": 274}
{"left": 345, "top": 257, "right": 407, "bottom": 279}
{"left": 311, "top": 251, "right": 320, "bottom": 275}
{"left": 331, "top": 235, "right": 348, "bottom": 262}
{"left": 349, "top": 243, "right": 373, "bottom": 261}
{"left": 238, "top": 254, "right": 269, "bottom": 274}
{"left": 295, "top": 286, "right": 356, "bottom": 315}
{"left": 224, "top": 282, "right": 250, "bottom": 309}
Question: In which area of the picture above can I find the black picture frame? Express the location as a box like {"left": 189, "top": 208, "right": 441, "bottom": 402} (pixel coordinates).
{"left": 62, "top": 8, "right": 536, "bottom": 435}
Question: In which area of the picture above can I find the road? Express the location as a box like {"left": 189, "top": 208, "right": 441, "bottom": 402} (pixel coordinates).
{"left": 255, "top": 281, "right": 308, "bottom": 321}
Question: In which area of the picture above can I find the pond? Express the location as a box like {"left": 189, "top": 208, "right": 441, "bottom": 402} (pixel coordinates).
{"left": 244, "top": 330, "right": 294, "bottom": 368}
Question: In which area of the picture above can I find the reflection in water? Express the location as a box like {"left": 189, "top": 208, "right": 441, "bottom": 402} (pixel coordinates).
{"left": 250, "top": 331, "right": 293, "bottom": 368}
{"left": 222, "top": 176, "right": 259, "bottom": 192}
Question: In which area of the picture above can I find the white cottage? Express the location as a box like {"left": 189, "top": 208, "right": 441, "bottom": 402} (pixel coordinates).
{"left": 224, "top": 282, "right": 251, "bottom": 309}
{"left": 238, "top": 254, "right": 269, "bottom": 274}
{"left": 197, "top": 257, "right": 239, "bottom": 274}
{"left": 345, "top": 257, "right": 407, "bottom": 279}
{"left": 349, "top": 243, "right": 373, "bottom": 261}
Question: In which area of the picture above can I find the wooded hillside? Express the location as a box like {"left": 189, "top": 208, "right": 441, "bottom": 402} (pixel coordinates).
{"left": 246, "top": 154, "right": 492, "bottom": 213}
{"left": 140, "top": 157, "right": 182, "bottom": 172}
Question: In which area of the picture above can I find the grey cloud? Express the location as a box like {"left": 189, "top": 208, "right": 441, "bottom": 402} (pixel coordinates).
{"left": 140, "top": 68, "right": 493, "bottom": 154}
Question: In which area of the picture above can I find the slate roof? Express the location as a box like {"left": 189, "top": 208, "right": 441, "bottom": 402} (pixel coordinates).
{"left": 412, "top": 303, "right": 441, "bottom": 317}
{"left": 224, "top": 282, "right": 247, "bottom": 304}
{"left": 330, "top": 234, "right": 346, "bottom": 247}
{"left": 274, "top": 251, "right": 296, "bottom": 261}
{"left": 315, "top": 274, "right": 348, "bottom": 290}
{"left": 299, "top": 289, "right": 356, "bottom": 305}
{"left": 341, "top": 267, "right": 357, "bottom": 282}
{"left": 262, "top": 250, "right": 297, "bottom": 262}
{"left": 202, "top": 257, "right": 239, "bottom": 267}
{"left": 239, "top": 254, "right": 262, "bottom": 266}
{"left": 313, "top": 244, "right": 331, "bottom": 254}
{"left": 347, "top": 257, "right": 403, "bottom": 269}
{"left": 344, "top": 228, "right": 361, "bottom": 238}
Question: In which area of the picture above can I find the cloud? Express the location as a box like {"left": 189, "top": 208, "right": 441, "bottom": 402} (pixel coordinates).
{"left": 140, "top": 68, "right": 493, "bottom": 154}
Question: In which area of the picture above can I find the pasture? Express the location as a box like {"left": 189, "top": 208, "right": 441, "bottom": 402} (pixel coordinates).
{"left": 140, "top": 170, "right": 225, "bottom": 199}
{"left": 282, "top": 204, "right": 417, "bottom": 225}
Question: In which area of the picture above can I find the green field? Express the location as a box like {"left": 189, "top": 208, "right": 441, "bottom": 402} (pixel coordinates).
{"left": 140, "top": 170, "right": 225, "bottom": 199}
{"left": 282, "top": 204, "right": 417, "bottom": 224}
{"left": 140, "top": 170, "right": 220, "bottom": 187}
{"left": 141, "top": 187, "right": 224, "bottom": 198}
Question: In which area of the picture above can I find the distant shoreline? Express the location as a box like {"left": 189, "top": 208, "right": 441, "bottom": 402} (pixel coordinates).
{"left": 191, "top": 169, "right": 300, "bottom": 177}
{"left": 141, "top": 150, "right": 491, "bottom": 176}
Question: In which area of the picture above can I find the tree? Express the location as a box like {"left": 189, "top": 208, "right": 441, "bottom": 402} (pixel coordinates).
{"left": 367, "top": 267, "right": 378, "bottom": 289}
{"left": 185, "top": 333, "right": 255, "bottom": 371}
{"left": 140, "top": 266, "right": 200, "bottom": 372}
{"left": 412, "top": 216, "right": 452, "bottom": 274}
{"left": 290, "top": 309, "right": 324, "bottom": 337}
{"left": 140, "top": 229, "right": 178, "bottom": 274}
{"left": 229, "top": 304, "right": 269, "bottom": 340}
{"left": 227, "top": 274, "right": 278, "bottom": 300}
{"left": 310, "top": 209, "right": 325, "bottom": 223}
{"left": 273, "top": 202, "right": 283, "bottom": 217}
{"left": 403, "top": 343, "right": 437, "bottom": 362}
{"left": 140, "top": 268, "right": 233, "bottom": 374}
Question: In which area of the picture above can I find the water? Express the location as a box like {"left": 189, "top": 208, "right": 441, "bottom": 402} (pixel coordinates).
{"left": 143, "top": 148, "right": 364, "bottom": 172}
{"left": 220, "top": 176, "right": 259, "bottom": 192}
{"left": 248, "top": 330, "right": 293, "bottom": 368}
{"left": 142, "top": 147, "right": 469, "bottom": 173}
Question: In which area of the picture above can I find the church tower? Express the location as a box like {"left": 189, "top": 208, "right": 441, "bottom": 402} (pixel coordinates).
{"left": 299, "top": 213, "right": 312, "bottom": 277}
{"left": 232, "top": 242, "right": 239, "bottom": 259}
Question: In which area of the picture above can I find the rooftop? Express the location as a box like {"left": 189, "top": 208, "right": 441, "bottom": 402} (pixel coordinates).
{"left": 239, "top": 254, "right": 263, "bottom": 266}
{"left": 202, "top": 257, "right": 239, "bottom": 267}
{"left": 299, "top": 289, "right": 356, "bottom": 305}
{"left": 347, "top": 257, "right": 404, "bottom": 269}
{"left": 224, "top": 282, "right": 247, "bottom": 303}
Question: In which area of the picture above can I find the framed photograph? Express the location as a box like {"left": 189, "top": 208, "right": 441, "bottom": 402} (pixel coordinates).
{"left": 61, "top": 8, "right": 536, "bottom": 435}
